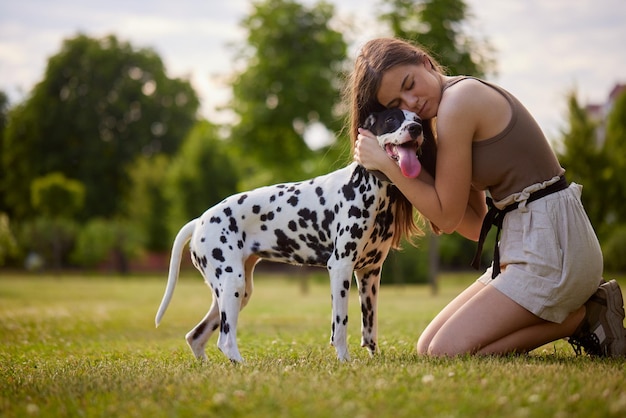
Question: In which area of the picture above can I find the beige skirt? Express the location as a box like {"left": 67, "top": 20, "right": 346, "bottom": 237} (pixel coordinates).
{"left": 478, "top": 181, "right": 603, "bottom": 323}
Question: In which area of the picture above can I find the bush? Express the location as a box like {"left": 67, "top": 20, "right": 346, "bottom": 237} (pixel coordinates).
{"left": 72, "top": 218, "right": 144, "bottom": 271}
{"left": 384, "top": 238, "right": 431, "bottom": 284}
{"left": 602, "top": 225, "right": 626, "bottom": 272}
{"left": 0, "top": 213, "right": 19, "bottom": 266}
{"left": 18, "top": 217, "right": 78, "bottom": 269}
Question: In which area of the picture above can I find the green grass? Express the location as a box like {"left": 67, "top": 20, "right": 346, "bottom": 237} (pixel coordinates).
{"left": 1, "top": 271, "right": 625, "bottom": 417}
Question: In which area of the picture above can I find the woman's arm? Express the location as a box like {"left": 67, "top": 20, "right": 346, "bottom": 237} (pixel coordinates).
{"left": 453, "top": 186, "right": 487, "bottom": 241}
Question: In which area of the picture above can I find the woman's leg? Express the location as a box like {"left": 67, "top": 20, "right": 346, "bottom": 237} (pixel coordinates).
{"left": 416, "top": 281, "right": 486, "bottom": 354}
{"left": 420, "top": 282, "right": 585, "bottom": 356}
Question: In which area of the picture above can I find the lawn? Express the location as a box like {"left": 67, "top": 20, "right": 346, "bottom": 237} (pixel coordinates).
{"left": 1, "top": 270, "right": 625, "bottom": 417}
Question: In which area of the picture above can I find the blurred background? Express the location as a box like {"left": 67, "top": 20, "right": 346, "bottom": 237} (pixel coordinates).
{"left": 1, "top": 0, "right": 625, "bottom": 282}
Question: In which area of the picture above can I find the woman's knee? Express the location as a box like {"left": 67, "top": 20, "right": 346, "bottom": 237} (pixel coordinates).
{"left": 416, "top": 334, "right": 431, "bottom": 355}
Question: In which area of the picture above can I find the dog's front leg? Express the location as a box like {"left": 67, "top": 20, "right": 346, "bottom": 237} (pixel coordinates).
{"left": 328, "top": 265, "right": 353, "bottom": 361}
{"left": 355, "top": 267, "right": 382, "bottom": 356}
{"left": 215, "top": 275, "right": 246, "bottom": 363}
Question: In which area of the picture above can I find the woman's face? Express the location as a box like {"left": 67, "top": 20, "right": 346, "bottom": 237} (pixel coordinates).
{"left": 376, "top": 63, "right": 441, "bottom": 119}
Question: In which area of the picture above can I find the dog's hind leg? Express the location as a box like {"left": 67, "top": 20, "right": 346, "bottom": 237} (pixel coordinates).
{"left": 186, "top": 293, "right": 220, "bottom": 361}
{"left": 355, "top": 265, "right": 382, "bottom": 356}
{"left": 240, "top": 255, "right": 259, "bottom": 310}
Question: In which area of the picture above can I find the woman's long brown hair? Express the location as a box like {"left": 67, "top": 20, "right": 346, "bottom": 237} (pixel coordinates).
{"left": 345, "top": 38, "right": 444, "bottom": 248}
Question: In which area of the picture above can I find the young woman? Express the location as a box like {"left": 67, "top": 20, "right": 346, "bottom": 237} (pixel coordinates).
{"left": 350, "top": 37, "right": 626, "bottom": 357}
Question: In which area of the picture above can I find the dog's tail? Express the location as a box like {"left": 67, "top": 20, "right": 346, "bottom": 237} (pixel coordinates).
{"left": 155, "top": 219, "right": 197, "bottom": 327}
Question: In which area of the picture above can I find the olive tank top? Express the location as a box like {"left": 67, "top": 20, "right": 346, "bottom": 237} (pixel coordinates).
{"left": 443, "top": 77, "right": 565, "bottom": 201}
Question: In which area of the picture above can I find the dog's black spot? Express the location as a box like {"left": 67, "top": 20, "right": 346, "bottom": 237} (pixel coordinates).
{"left": 224, "top": 207, "right": 232, "bottom": 217}
{"left": 191, "top": 321, "right": 207, "bottom": 340}
{"left": 234, "top": 292, "right": 239, "bottom": 298}
{"left": 238, "top": 194, "right": 248, "bottom": 205}
{"left": 221, "top": 312, "right": 230, "bottom": 335}
{"left": 212, "top": 248, "right": 225, "bottom": 262}
{"left": 287, "top": 195, "right": 299, "bottom": 206}
{"left": 343, "top": 280, "right": 350, "bottom": 291}
{"left": 348, "top": 205, "right": 362, "bottom": 219}
{"left": 228, "top": 217, "right": 238, "bottom": 233}
{"left": 341, "top": 184, "right": 356, "bottom": 201}
{"left": 252, "top": 205, "right": 261, "bottom": 214}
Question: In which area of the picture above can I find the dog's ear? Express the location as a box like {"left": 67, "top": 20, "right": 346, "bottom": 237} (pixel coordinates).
{"left": 362, "top": 114, "right": 376, "bottom": 131}
{"left": 419, "top": 124, "right": 437, "bottom": 177}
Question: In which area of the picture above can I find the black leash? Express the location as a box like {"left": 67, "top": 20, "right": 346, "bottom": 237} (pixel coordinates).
{"left": 471, "top": 176, "right": 569, "bottom": 279}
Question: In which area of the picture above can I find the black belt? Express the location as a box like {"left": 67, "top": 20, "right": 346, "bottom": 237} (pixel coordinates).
{"left": 471, "top": 176, "right": 569, "bottom": 279}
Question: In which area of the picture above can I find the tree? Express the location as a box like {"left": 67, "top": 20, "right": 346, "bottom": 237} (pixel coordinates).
{"left": 0, "top": 91, "right": 8, "bottom": 212}
{"left": 228, "top": 0, "right": 348, "bottom": 186}
{"left": 558, "top": 89, "right": 626, "bottom": 272}
{"left": 24, "top": 172, "right": 85, "bottom": 269}
{"left": 125, "top": 154, "right": 171, "bottom": 252}
{"left": 378, "top": 0, "right": 496, "bottom": 286}
{"left": 165, "top": 121, "right": 240, "bottom": 237}
{"left": 558, "top": 92, "right": 608, "bottom": 235}
{"left": 380, "top": 0, "right": 496, "bottom": 77}
{"left": 602, "top": 91, "right": 626, "bottom": 228}
{"left": 1, "top": 34, "right": 199, "bottom": 221}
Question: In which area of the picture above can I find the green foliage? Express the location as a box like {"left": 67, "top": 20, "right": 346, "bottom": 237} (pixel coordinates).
{"left": 0, "top": 91, "right": 7, "bottom": 213}
{"left": 385, "top": 241, "right": 430, "bottom": 283}
{"left": 124, "top": 154, "right": 171, "bottom": 252}
{"left": 229, "top": 0, "right": 348, "bottom": 185}
{"left": 0, "top": 213, "right": 18, "bottom": 265}
{"left": 558, "top": 93, "right": 606, "bottom": 232}
{"left": 71, "top": 218, "right": 144, "bottom": 269}
{"left": 602, "top": 92, "right": 626, "bottom": 229}
{"left": 166, "top": 121, "right": 240, "bottom": 234}
{"left": 602, "top": 225, "right": 626, "bottom": 272}
{"left": 557, "top": 89, "right": 626, "bottom": 270}
{"left": 30, "top": 172, "right": 85, "bottom": 219}
{"left": 18, "top": 217, "right": 79, "bottom": 269}
{"left": 1, "top": 34, "right": 199, "bottom": 221}
{"left": 380, "top": 0, "right": 496, "bottom": 77}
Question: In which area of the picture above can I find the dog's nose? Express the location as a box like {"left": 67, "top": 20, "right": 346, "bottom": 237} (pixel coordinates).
{"left": 408, "top": 123, "right": 422, "bottom": 139}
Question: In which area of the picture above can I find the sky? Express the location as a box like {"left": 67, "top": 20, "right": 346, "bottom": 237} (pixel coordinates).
{"left": 1, "top": 0, "right": 625, "bottom": 141}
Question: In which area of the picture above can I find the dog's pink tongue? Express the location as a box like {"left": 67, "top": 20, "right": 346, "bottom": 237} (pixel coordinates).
{"left": 397, "top": 146, "right": 422, "bottom": 178}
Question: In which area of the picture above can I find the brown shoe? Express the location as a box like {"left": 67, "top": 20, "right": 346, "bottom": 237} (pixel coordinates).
{"left": 568, "top": 279, "right": 626, "bottom": 357}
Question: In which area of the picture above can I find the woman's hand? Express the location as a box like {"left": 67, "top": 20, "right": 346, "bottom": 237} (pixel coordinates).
{"left": 354, "top": 128, "right": 397, "bottom": 174}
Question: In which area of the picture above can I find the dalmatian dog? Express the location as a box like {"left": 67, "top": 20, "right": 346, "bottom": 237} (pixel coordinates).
{"left": 155, "top": 109, "right": 429, "bottom": 363}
